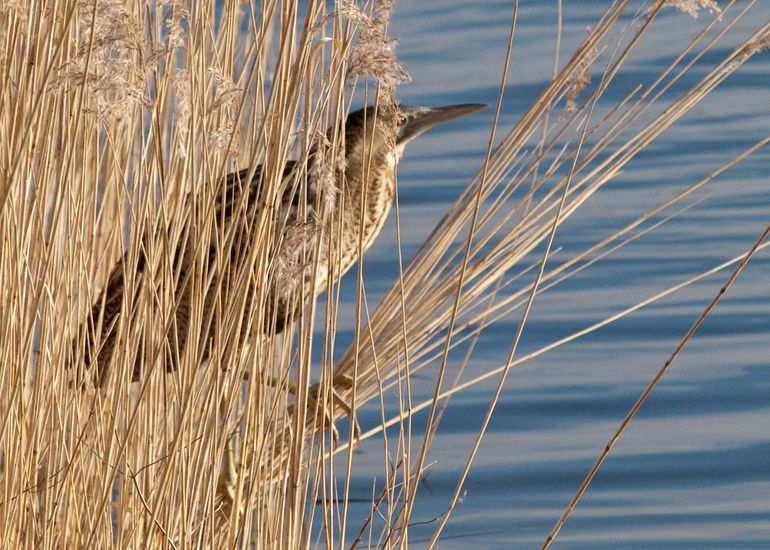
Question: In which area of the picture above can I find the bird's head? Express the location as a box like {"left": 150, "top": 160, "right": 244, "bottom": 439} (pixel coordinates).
{"left": 308, "top": 102, "right": 485, "bottom": 287}
{"left": 341, "top": 103, "right": 486, "bottom": 168}
{"left": 393, "top": 103, "right": 486, "bottom": 150}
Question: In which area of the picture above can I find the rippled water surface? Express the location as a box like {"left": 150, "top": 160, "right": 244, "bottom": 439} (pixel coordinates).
{"left": 327, "top": 2, "right": 769, "bottom": 547}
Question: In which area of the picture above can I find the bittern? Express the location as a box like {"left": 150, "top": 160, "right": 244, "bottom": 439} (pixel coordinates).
{"left": 74, "top": 103, "right": 484, "bottom": 387}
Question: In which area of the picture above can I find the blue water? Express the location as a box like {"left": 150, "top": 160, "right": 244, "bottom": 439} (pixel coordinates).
{"left": 328, "top": 1, "right": 770, "bottom": 547}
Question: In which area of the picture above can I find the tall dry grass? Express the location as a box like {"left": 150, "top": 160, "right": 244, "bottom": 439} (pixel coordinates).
{"left": 0, "top": 0, "right": 768, "bottom": 548}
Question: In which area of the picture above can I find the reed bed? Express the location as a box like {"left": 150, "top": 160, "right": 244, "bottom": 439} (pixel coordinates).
{"left": 0, "top": 0, "right": 768, "bottom": 547}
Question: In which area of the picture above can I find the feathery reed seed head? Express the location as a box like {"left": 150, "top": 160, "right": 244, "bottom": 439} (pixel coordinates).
{"left": 159, "top": 0, "right": 189, "bottom": 48}
{"left": 171, "top": 69, "right": 192, "bottom": 158}
{"left": 660, "top": 0, "right": 722, "bottom": 18}
{"left": 273, "top": 221, "right": 322, "bottom": 302}
{"left": 566, "top": 46, "right": 599, "bottom": 113}
{"left": 208, "top": 67, "right": 243, "bottom": 156}
{"left": 50, "top": 0, "right": 151, "bottom": 123}
{"left": 344, "top": 0, "right": 411, "bottom": 101}
{"left": 310, "top": 132, "right": 343, "bottom": 220}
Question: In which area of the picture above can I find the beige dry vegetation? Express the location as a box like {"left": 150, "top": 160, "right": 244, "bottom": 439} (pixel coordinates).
{"left": 0, "top": 0, "right": 768, "bottom": 548}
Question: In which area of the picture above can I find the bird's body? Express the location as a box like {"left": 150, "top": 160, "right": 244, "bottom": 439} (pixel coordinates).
{"left": 74, "top": 103, "right": 484, "bottom": 386}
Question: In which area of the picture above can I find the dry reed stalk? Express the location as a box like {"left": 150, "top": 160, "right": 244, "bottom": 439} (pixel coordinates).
{"left": 541, "top": 222, "right": 770, "bottom": 548}
{"left": 0, "top": 0, "right": 362, "bottom": 546}
{"left": 325, "top": 1, "right": 769, "bottom": 546}
{"left": 0, "top": 0, "right": 768, "bottom": 548}
{"left": 333, "top": 2, "right": 767, "bottom": 407}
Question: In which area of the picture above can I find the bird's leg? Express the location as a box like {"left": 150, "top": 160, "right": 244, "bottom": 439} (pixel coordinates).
{"left": 216, "top": 386, "right": 242, "bottom": 521}
{"left": 310, "top": 374, "right": 360, "bottom": 446}
{"left": 214, "top": 370, "right": 359, "bottom": 527}
{"left": 264, "top": 373, "right": 360, "bottom": 446}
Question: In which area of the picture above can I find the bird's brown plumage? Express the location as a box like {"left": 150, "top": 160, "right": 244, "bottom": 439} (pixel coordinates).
{"left": 72, "top": 103, "right": 484, "bottom": 387}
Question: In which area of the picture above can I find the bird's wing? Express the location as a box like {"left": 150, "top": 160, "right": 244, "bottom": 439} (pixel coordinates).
{"left": 74, "top": 160, "right": 304, "bottom": 386}
{"left": 74, "top": 245, "right": 147, "bottom": 387}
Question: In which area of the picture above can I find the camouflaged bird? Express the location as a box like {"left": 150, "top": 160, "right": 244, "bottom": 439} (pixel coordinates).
{"left": 73, "top": 103, "right": 484, "bottom": 386}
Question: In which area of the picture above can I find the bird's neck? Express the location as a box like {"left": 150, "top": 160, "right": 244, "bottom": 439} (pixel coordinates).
{"left": 335, "top": 147, "right": 399, "bottom": 278}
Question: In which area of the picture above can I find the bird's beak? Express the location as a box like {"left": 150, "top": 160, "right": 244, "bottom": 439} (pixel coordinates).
{"left": 396, "top": 103, "right": 486, "bottom": 146}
